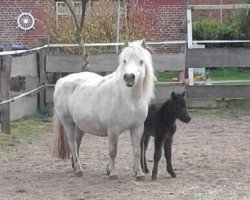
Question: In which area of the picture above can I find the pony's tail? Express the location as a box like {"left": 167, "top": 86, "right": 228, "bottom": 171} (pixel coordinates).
{"left": 52, "top": 110, "right": 70, "bottom": 160}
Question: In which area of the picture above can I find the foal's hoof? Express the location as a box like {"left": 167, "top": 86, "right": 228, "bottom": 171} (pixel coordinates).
{"left": 171, "top": 173, "right": 177, "bottom": 178}
{"left": 75, "top": 170, "right": 83, "bottom": 177}
{"left": 108, "top": 174, "right": 118, "bottom": 180}
{"left": 151, "top": 176, "right": 157, "bottom": 181}
{"left": 168, "top": 170, "right": 177, "bottom": 178}
{"left": 136, "top": 175, "right": 145, "bottom": 182}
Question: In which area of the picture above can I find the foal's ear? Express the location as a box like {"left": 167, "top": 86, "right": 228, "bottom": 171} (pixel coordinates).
{"left": 124, "top": 41, "right": 129, "bottom": 47}
{"left": 182, "top": 91, "right": 186, "bottom": 97}
{"left": 171, "top": 91, "right": 177, "bottom": 100}
{"left": 141, "top": 39, "right": 147, "bottom": 48}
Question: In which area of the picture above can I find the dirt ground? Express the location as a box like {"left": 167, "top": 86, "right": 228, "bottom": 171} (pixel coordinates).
{"left": 0, "top": 115, "right": 249, "bottom": 200}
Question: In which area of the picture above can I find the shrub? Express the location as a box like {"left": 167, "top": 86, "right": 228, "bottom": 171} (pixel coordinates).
{"left": 50, "top": 0, "right": 151, "bottom": 54}
{"left": 193, "top": 8, "right": 250, "bottom": 47}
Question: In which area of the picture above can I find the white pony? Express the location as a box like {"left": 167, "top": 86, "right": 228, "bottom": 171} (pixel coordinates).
{"left": 52, "top": 40, "right": 155, "bottom": 181}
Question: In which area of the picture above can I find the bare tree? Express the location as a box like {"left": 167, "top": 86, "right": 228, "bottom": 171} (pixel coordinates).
{"left": 61, "top": 0, "right": 89, "bottom": 71}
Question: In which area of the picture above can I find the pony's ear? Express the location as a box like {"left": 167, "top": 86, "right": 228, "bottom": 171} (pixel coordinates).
{"left": 141, "top": 39, "right": 154, "bottom": 53}
{"left": 182, "top": 91, "right": 186, "bottom": 97}
{"left": 124, "top": 41, "right": 129, "bottom": 47}
{"left": 141, "top": 39, "right": 147, "bottom": 48}
{"left": 171, "top": 91, "right": 177, "bottom": 100}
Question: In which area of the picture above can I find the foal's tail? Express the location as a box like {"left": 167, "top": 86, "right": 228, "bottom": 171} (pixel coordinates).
{"left": 52, "top": 110, "right": 70, "bottom": 160}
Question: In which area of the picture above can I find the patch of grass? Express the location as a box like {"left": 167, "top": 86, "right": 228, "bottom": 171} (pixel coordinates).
{"left": 0, "top": 117, "right": 52, "bottom": 150}
{"left": 156, "top": 71, "right": 180, "bottom": 82}
{"left": 209, "top": 68, "right": 250, "bottom": 81}
{"left": 0, "top": 105, "right": 53, "bottom": 150}
{"left": 156, "top": 68, "right": 250, "bottom": 82}
{"left": 188, "top": 108, "right": 250, "bottom": 117}
{"left": 24, "top": 104, "right": 53, "bottom": 120}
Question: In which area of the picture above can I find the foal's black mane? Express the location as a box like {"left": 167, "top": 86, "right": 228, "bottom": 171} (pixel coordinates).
{"left": 160, "top": 99, "right": 176, "bottom": 123}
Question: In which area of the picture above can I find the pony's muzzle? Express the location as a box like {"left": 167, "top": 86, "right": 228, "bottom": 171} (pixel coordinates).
{"left": 123, "top": 73, "right": 135, "bottom": 87}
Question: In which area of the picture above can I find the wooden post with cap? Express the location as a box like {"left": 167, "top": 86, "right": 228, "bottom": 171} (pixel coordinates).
{"left": 0, "top": 44, "right": 12, "bottom": 134}
{"left": 37, "top": 37, "right": 48, "bottom": 111}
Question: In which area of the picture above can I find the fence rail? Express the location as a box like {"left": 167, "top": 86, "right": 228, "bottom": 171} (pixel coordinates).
{"left": 1, "top": 39, "right": 250, "bottom": 56}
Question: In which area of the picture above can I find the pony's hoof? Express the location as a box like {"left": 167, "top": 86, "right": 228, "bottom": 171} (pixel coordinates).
{"left": 75, "top": 170, "right": 83, "bottom": 177}
{"left": 136, "top": 175, "right": 145, "bottom": 181}
{"left": 106, "top": 168, "right": 111, "bottom": 176}
{"left": 142, "top": 168, "right": 149, "bottom": 174}
{"left": 106, "top": 164, "right": 111, "bottom": 176}
{"left": 71, "top": 157, "right": 74, "bottom": 169}
{"left": 109, "top": 174, "right": 118, "bottom": 180}
{"left": 151, "top": 176, "right": 157, "bottom": 181}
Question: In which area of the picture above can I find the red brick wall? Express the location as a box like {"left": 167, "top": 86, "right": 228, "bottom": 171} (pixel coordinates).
{"left": 128, "top": 0, "right": 186, "bottom": 53}
{"left": 189, "top": 0, "right": 245, "bottom": 21}
{"left": 0, "top": 0, "right": 54, "bottom": 48}
{"left": 128, "top": 0, "right": 245, "bottom": 52}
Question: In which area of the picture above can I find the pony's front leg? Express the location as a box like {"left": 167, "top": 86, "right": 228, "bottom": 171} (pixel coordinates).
{"left": 130, "top": 126, "right": 145, "bottom": 181}
{"left": 106, "top": 129, "right": 119, "bottom": 180}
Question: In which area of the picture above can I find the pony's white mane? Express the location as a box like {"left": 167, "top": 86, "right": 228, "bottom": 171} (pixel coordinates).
{"left": 118, "top": 41, "right": 156, "bottom": 103}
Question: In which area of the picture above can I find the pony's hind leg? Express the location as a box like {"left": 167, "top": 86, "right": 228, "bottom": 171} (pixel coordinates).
{"left": 71, "top": 127, "right": 85, "bottom": 170}
{"left": 63, "top": 121, "right": 83, "bottom": 177}
{"left": 106, "top": 129, "right": 119, "bottom": 180}
{"left": 141, "top": 132, "right": 150, "bottom": 174}
{"left": 130, "top": 126, "right": 145, "bottom": 181}
{"left": 164, "top": 137, "right": 176, "bottom": 178}
{"left": 76, "top": 127, "right": 85, "bottom": 155}
{"left": 152, "top": 137, "right": 163, "bottom": 181}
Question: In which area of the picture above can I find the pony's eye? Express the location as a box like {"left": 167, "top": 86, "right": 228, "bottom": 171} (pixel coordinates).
{"left": 140, "top": 60, "right": 144, "bottom": 65}
{"left": 123, "top": 60, "right": 126, "bottom": 64}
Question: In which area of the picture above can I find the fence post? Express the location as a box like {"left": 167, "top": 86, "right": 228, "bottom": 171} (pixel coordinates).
{"left": 0, "top": 45, "right": 12, "bottom": 134}
{"left": 37, "top": 37, "right": 48, "bottom": 111}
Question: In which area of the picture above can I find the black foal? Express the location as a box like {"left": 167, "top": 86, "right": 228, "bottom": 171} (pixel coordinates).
{"left": 141, "top": 91, "right": 191, "bottom": 180}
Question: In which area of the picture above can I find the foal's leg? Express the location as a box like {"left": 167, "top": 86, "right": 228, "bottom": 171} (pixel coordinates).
{"left": 106, "top": 129, "right": 119, "bottom": 180}
{"left": 130, "top": 126, "right": 145, "bottom": 181}
{"left": 164, "top": 137, "right": 176, "bottom": 178}
{"left": 152, "top": 138, "right": 163, "bottom": 181}
{"left": 140, "top": 133, "right": 150, "bottom": 174}
{"left": 63, "top": 122, "right": 83, "bottom": 176}
{"left": 71, "top": 127, "right": 85, "bottom": 169}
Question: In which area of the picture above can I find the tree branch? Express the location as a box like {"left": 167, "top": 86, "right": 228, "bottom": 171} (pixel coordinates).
{"left": 62, "top": 0, "right": 80, "bottom": 33}
{"left": 61, "top": 0, "right": 90, "bottom": 71}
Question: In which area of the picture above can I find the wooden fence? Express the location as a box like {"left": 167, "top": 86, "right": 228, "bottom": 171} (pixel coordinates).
{"left": 0, "top": 41, "right": 47, "bottom": 134}
{"left": 1, "top": 44, "right": 250, "bottom": 134}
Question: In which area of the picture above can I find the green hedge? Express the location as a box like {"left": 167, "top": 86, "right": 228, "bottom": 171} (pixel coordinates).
{"left": 193, "top": 8, "right": 250, "bottom": 47}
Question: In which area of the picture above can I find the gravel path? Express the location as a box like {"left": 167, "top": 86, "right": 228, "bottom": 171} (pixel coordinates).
{"left": 0, "top": 115, "right": 249, "bottom": 200}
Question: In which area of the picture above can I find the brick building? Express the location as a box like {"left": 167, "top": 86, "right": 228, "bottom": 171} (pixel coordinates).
{"left": 128, "top": 1, "right": 186, "bottom": 42}
{"left": 0, "top": 0, "right": 54, "bottom": 48}
{"left": 129, "top": 0, "right": 245, "bottom": 52}
{"left": 0, "top": 0, "right": 245, "bottom": 50}
{"left": 190, "top": 0, "right": 245, "bottom": 21}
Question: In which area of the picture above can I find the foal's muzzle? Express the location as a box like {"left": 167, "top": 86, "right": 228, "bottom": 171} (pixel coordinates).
{"left": 183, "top": 116, "right": 191, "bottom": 123}
{"left": 123, "top": 73, "right": 135, "bottom": 87}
